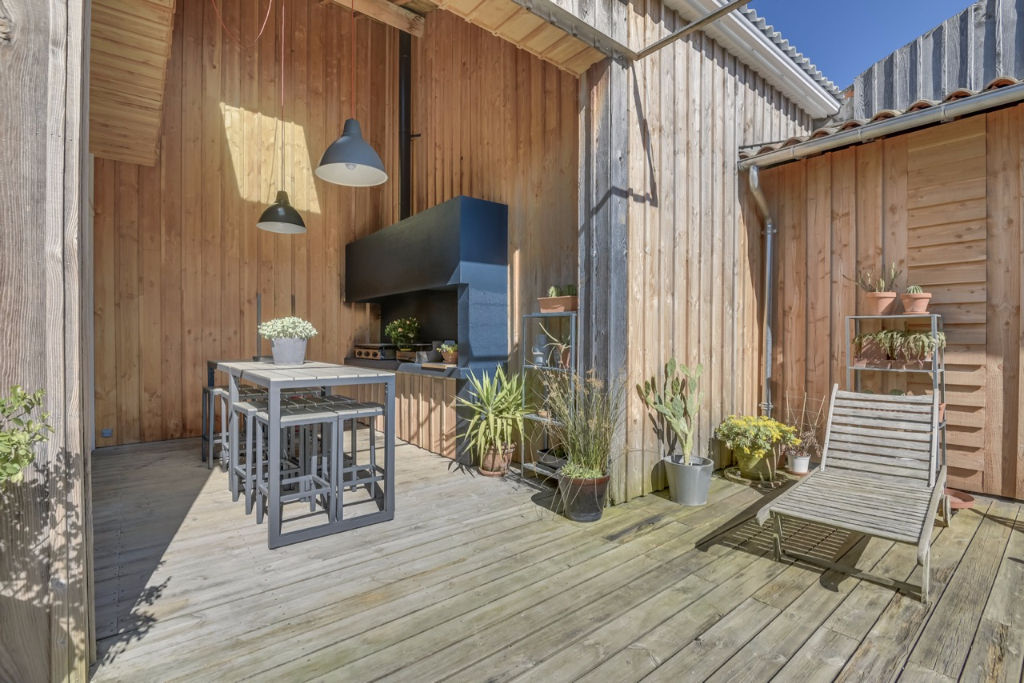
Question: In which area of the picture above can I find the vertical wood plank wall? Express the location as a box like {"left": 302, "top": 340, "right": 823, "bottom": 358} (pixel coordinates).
{"left": 93, "top": 4, "right": 578, "bottom": 447}
{"left": 759, "top": 106, "right": 1024, "bottom": 499}
{"left": 605, "top": 0, "right": 813, "bottom": 502}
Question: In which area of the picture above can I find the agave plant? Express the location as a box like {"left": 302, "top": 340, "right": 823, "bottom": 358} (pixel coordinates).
{"left": 636, "top": 359, "right": 704, "bottom": 465}
{"left": 457, "top": 366, "right": 526, "bottom": 467}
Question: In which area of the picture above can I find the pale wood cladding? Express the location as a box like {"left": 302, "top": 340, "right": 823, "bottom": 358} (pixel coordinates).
{"left": 90, "top": 0, "right": 177, "bottom": 165}
{"left": 432, "top": 0, "right": 605, "bottom": 76}
{"left": 93, "top": 4, "right": 578, "bottom": 447}
{"left": 597, "top": 2, "right": 813, "bottom": 503}
{"left": 343, "top": 377, "right": 457, "bottom": 458}
{"left": 760, "top": 108, "right": 1024, "bottom": 499}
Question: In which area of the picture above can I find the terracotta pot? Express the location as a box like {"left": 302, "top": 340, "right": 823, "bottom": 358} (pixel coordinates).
{"left": 478, "top": 444, "right": 515, "bottom": 477}
{"left": 558, "top": 474, "right": 610, "bottom": 522}
{"left": 538, "top": 295, "right": 578, "bottom": 313}
{"left": 856, "top": 337, "right": 888, "bottom": 367}
{"left": 864, "top": 292, "right": 898, "bottom": 315}
{"left": 441, "top": 350, "right": 458, "bottom": 364}
{"left": 901, "top": 292, "right": 932, "bottom": 314}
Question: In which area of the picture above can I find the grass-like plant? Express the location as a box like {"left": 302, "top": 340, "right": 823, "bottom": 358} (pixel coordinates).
{"left": 544, "top": 370, "right": 622, "bottom": 480}
{"left": 384, "top": 317, "right": 420, "bottom": 349}
{"left": 1, "top": 387, "right": 52, "bottom": 485}
{"left": 636, "top": 359, "right": 703, "bottom": 465}
{"left": 458, "top": 367, "right": 525, "bottom": 467}
{"left": 258, "top": 316, "right": 318, "bottom": 340}
{"left": 848, "top": 262, "right": 902, "bottom": 292}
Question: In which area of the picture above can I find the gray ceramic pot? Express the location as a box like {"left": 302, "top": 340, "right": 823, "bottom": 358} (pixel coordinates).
{"left": 271, "top": 338, "right": 307, "bottom": 366}
{"left": 664, "top": 455, "right": 713, "bottom": 506}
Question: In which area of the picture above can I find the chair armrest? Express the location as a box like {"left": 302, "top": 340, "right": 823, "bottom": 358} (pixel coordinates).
{"left": 917, "top": 465, "right": 947, "bottom": 565}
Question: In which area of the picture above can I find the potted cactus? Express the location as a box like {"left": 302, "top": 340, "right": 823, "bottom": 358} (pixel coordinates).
{"left": 901, "top": 284, "right": 932, "bottom": 313}
{"left": 538, "top": 284, "right": 578, "bottom": 313}
{"left": 849, "top": 262, "right": 901, "bottom": 315}
{"left": 258, "top": 316, "right": 318, "bottom": 365}
{"left": 637, "top": 360, "right": 709, "bottom": 505}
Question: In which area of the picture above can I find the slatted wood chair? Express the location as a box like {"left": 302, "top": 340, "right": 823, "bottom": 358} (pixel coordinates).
{"left": 755, "top": 385, "right": 950, "bottom": 602}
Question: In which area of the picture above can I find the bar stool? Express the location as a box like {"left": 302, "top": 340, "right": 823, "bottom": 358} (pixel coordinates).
{"left": 253, "top": 400, "right": 349, "bottom": 525}
{"left": 335, "top": 400, "right": 386, "bottom": 521}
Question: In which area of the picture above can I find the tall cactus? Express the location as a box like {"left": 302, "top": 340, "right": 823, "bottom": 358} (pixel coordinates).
{"left": 636, "top": 359, "right": 704, "bottom": 465}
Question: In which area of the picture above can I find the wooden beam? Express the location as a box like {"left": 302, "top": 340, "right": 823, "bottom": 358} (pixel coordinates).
{"left": 327, "top": 0, "right": 425, "bottom": 37}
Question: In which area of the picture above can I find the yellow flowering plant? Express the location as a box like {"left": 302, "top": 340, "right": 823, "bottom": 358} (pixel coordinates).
{"left": 714, "top": 415, "right": 799, "bottom": 462}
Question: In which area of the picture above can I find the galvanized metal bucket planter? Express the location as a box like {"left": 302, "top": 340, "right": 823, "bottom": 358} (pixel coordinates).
{"left": 558, "top": 474, "right": 610, "bottom": 522}
{"left": 271, "top": 338, "right": 307, "bottom": 365}
{"left": 664, "top": 456, "right": 713, "bottom": 506}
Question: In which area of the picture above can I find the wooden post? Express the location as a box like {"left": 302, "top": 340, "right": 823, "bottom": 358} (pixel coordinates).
{"left": 0, "top": 0, "right": 90, "bottom": 679}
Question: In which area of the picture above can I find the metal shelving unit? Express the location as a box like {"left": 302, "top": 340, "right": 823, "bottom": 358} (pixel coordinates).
{"left": 516, "top": 311, "right": 577, "bottom": 482}
{"left": 845, "top": 313, "right": 946, "bottom": 469}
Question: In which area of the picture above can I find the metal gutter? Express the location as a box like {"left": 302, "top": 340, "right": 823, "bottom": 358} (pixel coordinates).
{"left": 746, "top": 167, "right": 775, "bottom": 417}
{"left": 739, "top": 82, "right": 1024, "bottom": 170}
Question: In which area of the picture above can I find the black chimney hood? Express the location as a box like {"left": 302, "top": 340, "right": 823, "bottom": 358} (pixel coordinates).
{"left": 345, "top": 196, "right": 509, "bottom": 377}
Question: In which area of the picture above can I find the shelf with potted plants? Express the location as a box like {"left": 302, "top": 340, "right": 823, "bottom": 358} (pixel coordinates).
{"left": 844, "top": 269, "right": 947, "bottom": 469}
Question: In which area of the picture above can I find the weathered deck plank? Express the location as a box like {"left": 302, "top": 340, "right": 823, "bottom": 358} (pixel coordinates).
{"left": 90, "top": 439, "right": 1024, "bottom": 681}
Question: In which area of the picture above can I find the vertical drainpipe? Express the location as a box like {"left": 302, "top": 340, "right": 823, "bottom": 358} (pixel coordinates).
{"left": 398, "top": 32, "right": 412, "bottom": 220}
{"left": 748, "top": 166, "right": 775, "bottom": 417}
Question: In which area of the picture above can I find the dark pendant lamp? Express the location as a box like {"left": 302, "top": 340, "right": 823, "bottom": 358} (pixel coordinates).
{"left": 258, "top": 0, "right": 307, "bottom": 234}
{"left": 315, "top": 0, "right": 387, "bottom": 187}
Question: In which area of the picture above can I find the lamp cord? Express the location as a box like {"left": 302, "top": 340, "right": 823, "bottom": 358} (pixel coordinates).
{"left": 350, "top": 0, "right": 355, "bottom": 119}
{"left": 209, "top": 0, "right": 274, "bottom": 49}
{"left": 280, "top": 0, "right": 286, "bottom": 193}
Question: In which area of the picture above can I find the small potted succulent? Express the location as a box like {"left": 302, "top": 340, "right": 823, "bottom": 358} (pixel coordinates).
{"left": 0, "top": 386, "right": 52, "bottom": 485}
{"left": 715, "top": 415, "right": 799, "bottom": 482}
{"left": 637, "top": 359, "right": 710, "bottom": 506}
{"left": 544, "top": 370, "right": 621, "bottom": 522}
{"left": 538, "top": 284, "right": 578, "bottom": 313}
{"left": 853, "top": 331, "right": 888, "bottom": 367}
{"left": 901, "top": 330, "right": 945, "bottom": 369}
{"left": 384, "top": 316, "right": 421, "bottom": 351}
{"left": 848, "top": 262, "right": 901, "bottom": 315}
{"left": 258, "top": 316, "right": 318, "bottom": 365}
{"left": 901, "top": 284, "right": 932, "bottom": 314}
{"left": 458, "top": 367, "right": 526, "bottom": 477}
{"left": 439, "top": 342, "right": 458, "bottom": 364}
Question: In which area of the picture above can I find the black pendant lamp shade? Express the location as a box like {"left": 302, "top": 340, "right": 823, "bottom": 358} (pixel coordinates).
{"left": 315, "top": 118, "right": 388, "bottom": 187}
{"left": 257, "top": 190, "right": 306, "bottom": 234}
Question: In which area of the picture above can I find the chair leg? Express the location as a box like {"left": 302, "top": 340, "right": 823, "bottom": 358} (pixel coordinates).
{"left": 244, "top": 414, "right": 255, "bottom": 515}
{"left": 922, "top": 549, "right": 931, "bottom": 604}
{"left": 206, "top": 389, "right": 215, "bottom": 469}
{"left": 255, "top": 421, "right": 265, "bottom": 525}
{"left": 229, "top": 409, "right": 240, "bottom": 502}
{"left": 218, "top": 393, "right": 230, "bottom": 470}
{"left": 942, "top": 494, "right": 952, "bottom": 527}
{"left": 332, "top": 418, "right": 342, "bottom": 522}
{"left": 772, "top": 514, "right": 784, "bottom": 561}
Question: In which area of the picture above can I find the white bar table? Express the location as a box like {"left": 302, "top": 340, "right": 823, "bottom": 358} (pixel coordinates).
{"left": 217, "top": 360, "right": 396, "bottom": 548}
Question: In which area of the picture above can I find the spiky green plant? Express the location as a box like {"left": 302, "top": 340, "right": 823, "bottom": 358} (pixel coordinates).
{"left": 457, "top": 367, "right": 526, "bottom": 466}
{"left": 905, "top": 284, "right": 924, "bottom": 294}
{"left": 636, "top": 359, "right": 704, "bottom": 465}
{"left": 544, "top": 370, "right": 622, "bottom": 480}
{"left": 848, "top": 262, "right": 902, "bottom": 293}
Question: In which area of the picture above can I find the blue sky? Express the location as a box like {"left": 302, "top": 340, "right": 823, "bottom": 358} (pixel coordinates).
{"left": 747, "top": 0, "right": 976, "bottom": 88}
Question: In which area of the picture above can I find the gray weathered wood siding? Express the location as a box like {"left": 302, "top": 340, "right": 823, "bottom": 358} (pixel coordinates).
{"left": 0, "top": 0, "right": 91, "bottom": 679}
{"left": 579, "top": 0, "right": 813, "bottom": 503}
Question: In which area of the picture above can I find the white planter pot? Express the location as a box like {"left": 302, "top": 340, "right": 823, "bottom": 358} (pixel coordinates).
{"left": 271, "top": 338, "right": 307, "bottom": 366}
{"left": 787, "top": 452, "right": 811, "bottom": 475}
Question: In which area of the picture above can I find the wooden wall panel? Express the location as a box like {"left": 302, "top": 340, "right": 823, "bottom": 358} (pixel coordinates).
{"left": 759, "top": 107, "right": 1024, "bottom": 499}
{"left": 588, "top": 0, "right": 813, "bottom": 502}
{"left": 93, "top": 4, "right": 578, "bottom": 447}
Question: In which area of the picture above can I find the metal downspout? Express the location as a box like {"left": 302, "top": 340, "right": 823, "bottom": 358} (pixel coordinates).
{"left": 748, "top": 166, "right": 775, "bottom": 417}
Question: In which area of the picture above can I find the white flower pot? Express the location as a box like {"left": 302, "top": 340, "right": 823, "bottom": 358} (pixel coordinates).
{"left": 787, "top": 452, "right": 811, "bottom": 475}
{"left": 271, "top": 338, "right": 307, "bottom": 365}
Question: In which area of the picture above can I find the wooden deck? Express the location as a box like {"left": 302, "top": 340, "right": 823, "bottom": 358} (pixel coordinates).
{"left": 91, "top": 439, "right": 1024, "bottom": 681}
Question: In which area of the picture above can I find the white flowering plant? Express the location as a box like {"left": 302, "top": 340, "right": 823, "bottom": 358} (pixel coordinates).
{"left": 258, "top": 316, "right": 318, "bottom": 341}
{"left": 384, "top": 317, "right": 420, "bottom": 349}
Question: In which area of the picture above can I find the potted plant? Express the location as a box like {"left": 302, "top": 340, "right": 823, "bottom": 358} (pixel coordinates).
{"left": 384, "top": 316, "right": 421, "bottom": 351}
{"left": 637, "top": 359, "right": 710, "bottom": 505}
{"left": 258, "top": 316, "right": 318, "bottom": 365}
{"left": 538, "top": 284, "right": 578, "bottom": 313}
{"left": 715, "top": 415, "right": 799, "bottom": 482}
{"left": 0, "top": 386, "right": 52, "bottom": 485}
{"left": 783, "top": 394, "right": 824, "bottom": 475}
{"left": 853, "top": 331, "right": 888, "bottom": 367}
{"left": 901, "top": 284, "right": 932, "bottom": 313}
{"left": 879, "top": 328, "right": 908, "bottom": 369}
{"left": 458, "top": 366, "right": 526, "bottom": 477}
{"left": 545, "top": 370, "right": 621, "bottom": 522}
{"left": 902, "top": 330, "right": 945, "bottom": 369}
{"left": 849, "top": 262, "right": 901, "bottom": 315}
{"left": 439, "top": 343, "right": 458, "bottom": 364}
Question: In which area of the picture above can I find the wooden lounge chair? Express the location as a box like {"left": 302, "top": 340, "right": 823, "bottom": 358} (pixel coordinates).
{"left": 756, "top": 385, "right": 950, "bottom": 602}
